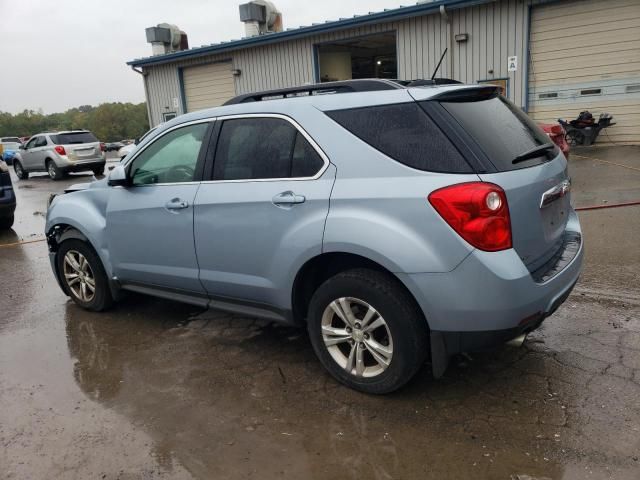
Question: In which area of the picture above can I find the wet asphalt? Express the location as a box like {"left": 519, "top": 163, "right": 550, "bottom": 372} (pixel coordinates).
{"left": 1, "top": 148, "right": 639, "bottom": 479}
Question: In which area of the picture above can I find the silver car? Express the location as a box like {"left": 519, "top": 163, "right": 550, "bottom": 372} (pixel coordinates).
{"left": 45, "top": 80, "right": 583, "bottom": 393}
{"left": 14, "top": 130, "right": 106, "bottom": 180}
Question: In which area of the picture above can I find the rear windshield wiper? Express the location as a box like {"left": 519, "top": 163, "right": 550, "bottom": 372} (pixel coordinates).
{"left": 512, "top": 143, "right": 555, "bottom": 164}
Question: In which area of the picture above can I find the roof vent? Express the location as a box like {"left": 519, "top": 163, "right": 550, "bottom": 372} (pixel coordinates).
{"left": 239, "top": 1, "right": 283, "bottom": 38}
{"left": 145, "top": 23, "right": 189, "bottom": 56}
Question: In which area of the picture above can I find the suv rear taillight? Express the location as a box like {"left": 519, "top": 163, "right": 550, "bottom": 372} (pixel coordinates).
{"left": 428, "top": 182, "right": 512, "bottom": 252}
{"left": 54, "top": 145, "right": 66, "bottom": 155}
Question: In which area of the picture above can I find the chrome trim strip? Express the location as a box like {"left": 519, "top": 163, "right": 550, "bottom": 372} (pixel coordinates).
{"left": 201, "top": 113, "right": 330, "bottom": 184}
{"left": 122, "top": 113, "right": 330, "bottom": 187}
{"left": 540, "top": 179, "right": 571, "bottom": 209}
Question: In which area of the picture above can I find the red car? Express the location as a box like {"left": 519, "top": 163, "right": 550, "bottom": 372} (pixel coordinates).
{"left": 538, "top": 123, "right": 570, "bottom": 159}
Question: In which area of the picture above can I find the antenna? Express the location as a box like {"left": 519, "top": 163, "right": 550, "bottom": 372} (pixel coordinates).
{"left": 431, "top": 48, "right": 448, "bottom": 80}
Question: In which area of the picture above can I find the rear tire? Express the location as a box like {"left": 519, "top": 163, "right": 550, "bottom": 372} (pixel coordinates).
{"left": 307, "top": 268, "right": 429, "bottom": 394}
{"left": 13, "top": 161, "right": 29, "bottom": 180}
{"left": 47, "top": 159, "right": 63, "bottom": 180}
{"left": 0, "top": 215, "right": 14, "bottom": 229}
{"left": 56, "top": 239, "right": 113, "bottom": 311}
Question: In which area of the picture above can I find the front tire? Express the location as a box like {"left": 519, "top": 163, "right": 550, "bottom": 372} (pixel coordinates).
{"left": 13, "top": 161, "right": 29, "bottom": 179}
{"left": 56, "top": 239, "right": 113, "bottom": 311}
{"left": 307, "top": 268, "right": 429, "bottom": 394}
{"left": 47, "top": 160, "right": 63, "bottom": 180}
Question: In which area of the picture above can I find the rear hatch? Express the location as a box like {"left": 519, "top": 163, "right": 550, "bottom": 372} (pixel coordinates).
{"left": 428, "top": 88, "right": 572, "bottom": 271}
{"left": 52, "top": 131, "right": 102, "bottom": 161}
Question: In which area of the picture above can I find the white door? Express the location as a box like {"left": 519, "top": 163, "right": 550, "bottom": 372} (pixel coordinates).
{"left": 528, "top": 0, "right": 640, "bottom": 144}
{"left": 183, "top": 62, "right": 236, "bottom": 112}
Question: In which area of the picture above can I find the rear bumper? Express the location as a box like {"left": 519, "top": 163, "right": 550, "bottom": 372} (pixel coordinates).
{"left": 399, "top": 210, "right": 583, "bottom": 338}
{"left": 58, "top": 159, "right": 105, "bottom": 173}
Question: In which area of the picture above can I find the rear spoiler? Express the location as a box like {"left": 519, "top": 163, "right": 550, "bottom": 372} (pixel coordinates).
{"left": 428, "top": 86, "right": 500, "bottom": 102}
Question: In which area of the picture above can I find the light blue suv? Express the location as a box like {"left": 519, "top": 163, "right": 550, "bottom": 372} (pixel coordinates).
{"left": 46, "top": 80, "right": 583, "bottom": 393}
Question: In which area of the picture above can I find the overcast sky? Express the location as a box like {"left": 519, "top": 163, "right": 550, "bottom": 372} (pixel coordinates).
{"left": 0, "top": 0, "right": 408, "bottom": 114}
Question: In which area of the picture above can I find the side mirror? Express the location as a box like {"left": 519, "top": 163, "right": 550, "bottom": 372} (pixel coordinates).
{"left": 19, "top": 144, "right": 25, "bottom": 150}
{"left": 108, "top": 165, "right": 129, "bottom": 187}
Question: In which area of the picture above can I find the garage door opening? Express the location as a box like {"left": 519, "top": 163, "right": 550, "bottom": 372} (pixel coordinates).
{"left": 316, "top": 32, "right": 397, "bottom": 82}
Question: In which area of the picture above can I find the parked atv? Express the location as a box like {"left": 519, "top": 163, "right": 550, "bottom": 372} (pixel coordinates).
{"left": 558, "top": 111, "right": 615, "bottom": 146}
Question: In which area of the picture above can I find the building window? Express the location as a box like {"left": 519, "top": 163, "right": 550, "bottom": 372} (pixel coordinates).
{"left": 625, "top": 84, "right": 640, "bottom": 93}
{"left": 580, "top": 88, "right": 602, "bottom": 96}
{"left": 163, "top": 112, "right": 177, "bottom": 122}
{"left": 538, "top": 92, "right": 558, "bottom": 99}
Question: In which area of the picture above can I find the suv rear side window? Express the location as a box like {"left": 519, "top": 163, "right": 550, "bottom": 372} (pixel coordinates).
{"left": 51, "top": 132, "right": 98, "bottom": 145}
{"left": 440, "top": 95, "right": 552, "bottom": 171}
{"left": 213, "top": 118, "right": 324, "bottom": 180}
{"left": 326, "top": 103, "right": 472, "bottom": 173}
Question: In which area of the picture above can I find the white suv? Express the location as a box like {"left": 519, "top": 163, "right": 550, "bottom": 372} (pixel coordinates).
{"left": 14, "top": 130, "right": 106, "bottom": 180}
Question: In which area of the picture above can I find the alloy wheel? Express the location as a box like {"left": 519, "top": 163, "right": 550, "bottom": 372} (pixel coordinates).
{"left": 48, "top": 162, "right": 56, "bottom": 179}
{"left": 321, "top": 297, "right": 393, "bottom": 378}
{"left": 63, "top": 250, "right": 96, "bottom": 302}
{"left": 14, "top": 162, "right": 23, "bottom": 177}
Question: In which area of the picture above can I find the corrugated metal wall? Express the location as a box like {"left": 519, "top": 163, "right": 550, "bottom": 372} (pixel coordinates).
{"left": 143, "top": 0, "right": 534, "bottom": 126}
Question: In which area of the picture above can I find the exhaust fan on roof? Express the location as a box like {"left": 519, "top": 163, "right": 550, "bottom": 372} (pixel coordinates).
{"left": 239, "top": 1, "right": 283, "bottom": 37}
{"left": 145, "top": 23, "right": 188, "bottom": 56}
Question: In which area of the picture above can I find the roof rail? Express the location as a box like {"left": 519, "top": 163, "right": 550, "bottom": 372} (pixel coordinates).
{"left": 223, "top": 77, "right": 464, "bottom": 105}
{"left": 223, "top": 79, "right": 404, "bottom": 105}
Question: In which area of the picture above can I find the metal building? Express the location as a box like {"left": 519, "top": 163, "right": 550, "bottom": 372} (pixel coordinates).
{"left": 128, "top": 0, "right": 640, "bottom": 144}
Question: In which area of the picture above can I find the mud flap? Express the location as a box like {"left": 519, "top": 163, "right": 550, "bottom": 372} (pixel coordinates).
{"left": 430, "top": 331, "right": 450, "bottom": 378}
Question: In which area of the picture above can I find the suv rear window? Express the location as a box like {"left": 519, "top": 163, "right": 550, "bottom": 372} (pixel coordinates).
{"left": 439, "top": 95, "right": 552, "bottom": 171}
{"left": 326, "top": 103, "right": 472, "bottom": 173}
{"left": 51, "top": 132, "right": 98, "bottom": 145}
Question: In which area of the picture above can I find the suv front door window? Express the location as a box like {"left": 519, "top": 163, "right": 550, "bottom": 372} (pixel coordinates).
{"left": 106, "top": 121, "right": 211, "bottom": 293}
{"left": 194, "top": 116, "right": 333, "bottom": 305}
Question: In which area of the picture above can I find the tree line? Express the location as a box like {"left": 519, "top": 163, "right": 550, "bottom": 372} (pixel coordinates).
{"left": 0, "top": 102, "right": 150, "bottom": 142}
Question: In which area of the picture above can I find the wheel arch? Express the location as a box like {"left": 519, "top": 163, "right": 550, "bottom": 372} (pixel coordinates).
{"left": 291, "top": 251, "right": 429, "bottom": 329}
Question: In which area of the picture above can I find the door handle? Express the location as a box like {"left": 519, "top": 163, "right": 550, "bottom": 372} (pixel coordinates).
{"left": 272, "top": 191, "right": 306, "bottom": 207}
{"left": 165, "top": 198, "right": 189, "bottom": 210}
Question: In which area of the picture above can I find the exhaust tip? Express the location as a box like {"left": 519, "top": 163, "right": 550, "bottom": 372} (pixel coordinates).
{"left": 506, "top": 333, "right": 526, "bottom": 348}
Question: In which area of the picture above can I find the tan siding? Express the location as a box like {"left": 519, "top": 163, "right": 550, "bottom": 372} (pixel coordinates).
{"left": 529, "top": 0, "right": 640, "bottom": 144}
{"left": 183, "top": 62, "right": 235, "bottom": 112}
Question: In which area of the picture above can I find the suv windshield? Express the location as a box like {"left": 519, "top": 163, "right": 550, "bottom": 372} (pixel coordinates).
{"left": 440, "top": 95, "right": 553, "bottom": 171}
{"left": 51, "top": 132, "right": 98, "bottom": 145}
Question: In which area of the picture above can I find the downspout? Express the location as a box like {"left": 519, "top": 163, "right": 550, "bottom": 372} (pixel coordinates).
{"left": 131, "top": 66, "right": 153, "bottom": 128}
{"left": 440, "top": 5, "right": 453, "bottom": 79}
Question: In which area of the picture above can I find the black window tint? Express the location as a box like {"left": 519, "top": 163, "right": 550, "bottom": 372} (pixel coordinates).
{"left": 35, "top": 136, "right": 47, "bottom": 147}
{"left": 292, "top": 133, "right": 324, "bottom": 177}
{"left": 213, "top": 118, "right": 323, "bottom": 180}
{"left": 326, "top": 103, "right": 471, "bottom": 173}
{"left": 54, "top": 132, "right": 98, "bottom": 145}
{"left": 440, "top": 96, "right": 552, "bottom": 171}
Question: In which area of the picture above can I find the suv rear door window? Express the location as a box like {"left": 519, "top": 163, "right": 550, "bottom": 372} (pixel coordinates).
{"left": 52, "top": 132, "right": 98, "bottom": 145}
{"left": 326, "top": 103, "right": 472, "bottom": 173}
{"left": 212, "top": 118, "right": 324, "bottom": 180}
{"left": 439, "top": 95, "right": 553, "bottom": 171}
